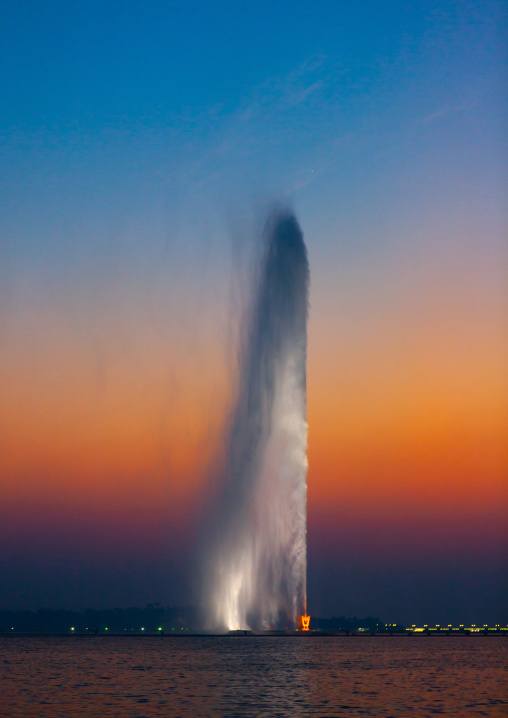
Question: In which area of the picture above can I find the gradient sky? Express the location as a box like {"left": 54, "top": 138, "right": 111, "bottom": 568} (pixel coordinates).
{"left": 1, "top": 0, "right": 506, "bottom": 625}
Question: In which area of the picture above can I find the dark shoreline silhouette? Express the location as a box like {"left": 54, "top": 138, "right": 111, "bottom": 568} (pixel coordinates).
{"left": 0, "top": 607, "right": 383, "bottom": 633}
{"left": 1, "top": 608, "right": 505, "bottom": 635}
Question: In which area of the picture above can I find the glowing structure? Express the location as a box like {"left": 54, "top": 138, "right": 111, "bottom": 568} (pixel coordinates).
{"left": 301, "top": 614, "right": 310, "bottom": 631}
{"left": 206, "top": 208, "right": 309, "bottom": 631}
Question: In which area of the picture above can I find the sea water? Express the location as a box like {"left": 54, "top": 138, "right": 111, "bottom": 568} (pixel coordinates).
{"left": 1, "top": 636, "right": 506, "bottom": 717}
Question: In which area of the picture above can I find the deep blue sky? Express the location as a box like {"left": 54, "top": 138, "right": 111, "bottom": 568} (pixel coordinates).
{"left": 5, "top": 1, "right": 488, "bottom": 129}
{"left": 2, "top": 1, "right": 504, "bottom": 268}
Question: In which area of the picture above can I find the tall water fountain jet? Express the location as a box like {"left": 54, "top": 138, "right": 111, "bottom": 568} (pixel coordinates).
{"left": 206, "top": 207, "right": 309, "bottom": 630}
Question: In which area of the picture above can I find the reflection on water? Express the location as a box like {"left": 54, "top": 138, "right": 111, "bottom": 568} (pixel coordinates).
{"left": 1, "top": 636, "right": 506, "bottom": 717}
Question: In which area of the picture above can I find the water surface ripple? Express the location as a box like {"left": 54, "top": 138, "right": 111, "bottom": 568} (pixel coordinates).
{"left": 1, "top": 636, "right": 506, "bottom": 717}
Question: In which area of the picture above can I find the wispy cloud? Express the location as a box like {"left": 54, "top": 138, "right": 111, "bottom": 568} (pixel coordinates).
{"left": 179, "top": 55, "right": 340, "bottom": 192}
{"left": 422, "top": 101, "right": 477, "bottom": 124}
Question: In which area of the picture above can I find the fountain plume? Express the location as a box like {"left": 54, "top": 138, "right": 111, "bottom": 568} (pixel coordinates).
{"left": 206, "top": 207, "right": 309, "bottom": 630}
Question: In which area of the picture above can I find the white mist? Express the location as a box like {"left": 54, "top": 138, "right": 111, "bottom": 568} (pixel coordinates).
{"left": 206, "top": 209, "right": 309, "bottom": 630}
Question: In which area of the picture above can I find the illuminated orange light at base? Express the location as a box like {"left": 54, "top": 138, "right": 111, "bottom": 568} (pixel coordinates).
{"left": 301, "top": 614, "right": 310, "bottom": 631}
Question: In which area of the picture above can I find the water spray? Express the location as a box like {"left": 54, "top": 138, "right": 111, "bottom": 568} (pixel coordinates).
{"left": 206, "top": 207, "right": 310, "bottom": 631}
